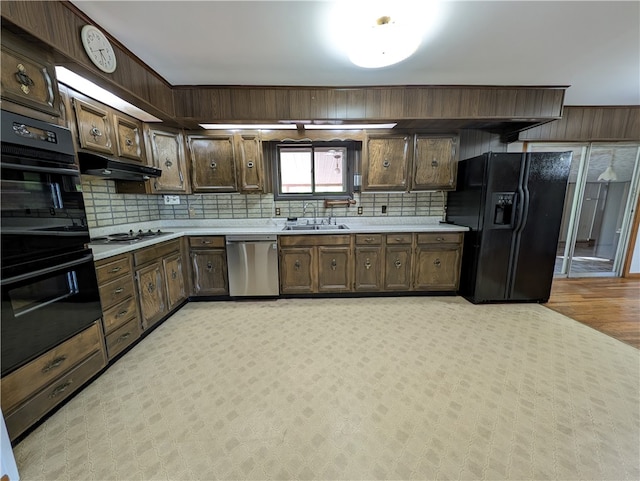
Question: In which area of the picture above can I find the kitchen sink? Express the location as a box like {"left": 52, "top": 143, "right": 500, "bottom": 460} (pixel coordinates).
{"left": 282, "top": 224, "right": 349, "bottom": 231}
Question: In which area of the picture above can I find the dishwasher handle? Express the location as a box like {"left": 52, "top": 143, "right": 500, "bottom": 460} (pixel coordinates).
{"left": 226, "top": 234, "right": 277, "bottom": 243}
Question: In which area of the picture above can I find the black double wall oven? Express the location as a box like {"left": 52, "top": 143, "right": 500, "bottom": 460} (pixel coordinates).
{"left": 1, "top": 110, "right": 102, "bottom": 377}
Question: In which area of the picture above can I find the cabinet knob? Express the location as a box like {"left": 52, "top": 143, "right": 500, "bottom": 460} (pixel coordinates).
{"left": 172, "top": 270, "right": 177, "bottom": 279}
{"left": 247, "top": 161, "right": 254, "bottom": 168}
{"left": 382, "top": 160, "right": 391, "bottom": 168}
{"left": 294, "top": 260, "right": 301, "bottom": 270}
{"left": 90, "top": 126, "right": 102, "bottom": 138}
{"left": 433, "top": 258, "right": 441, "bottom": 267}
{"left": 210, "top": 161, "right": 217, "bottom": 169}
{"left": 394, "top": 259, "right": 402, "bottom": 269}
{"left": 165, "top": 159, "right": 173, "bottom": 168}
{"left": 206, "top": 261, "right": 213, "bottom": 271}
{"left": 147, "top": 282, "right": 155, "bottom": 293}
{"left": 431, "top": 158, "right": 439, "bottom": 168}
{"left": 15, "top": 63, "right": 34, "bottom": 94}
{"left": 364, "top": 258, "right": 371, "bottom": 270}
{"left": 331, "top": 258, "right": 337, "bottom": 271}
{"left": 125, "top": 138, "right": 134, "bottom": 147}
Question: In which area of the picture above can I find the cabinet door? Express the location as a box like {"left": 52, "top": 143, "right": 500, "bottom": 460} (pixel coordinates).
{"left": 354, "top": 246, "right": 383, "bottom": 292}
{"left": 148, "top": 127, "right": 188, "bottom": 193}
{"left": 384, "top": 245, "right": 413, "bottom": 290}
{"left": 189, "top": 136, "right": 237, "bottom": 192}
{"left": 236, "top": 133, "right": 264, "bottom": 193}
{"left": 363, "top": 135, "right": 410, "bottom": 191}
{"left": 280, "top": 247, "right": 316, "bottom": 294}
{"left": 0, "top": 35, "right": 60, "bottom": 117}
{"left": 163, "top": 253, "right": 186, "bottom": 310}
{"left": 73, "top": 98, "right": 115, "bottom": 155}
{"left": 412, "top": 135, "right": 459, "bottom": 190}
{"left": 414, "top": 246, "right": 462, "bottom": 291}
{"left": 114, "top": 114, "right": 145, "bottom": 163}
{"left": 190, "top": 250, "right": 228, "bottom": 296}
{"left": 318, "top": 246, "right": 351, "bottom": 292}
{"left": 136, "top": 262, "right": 166, "bottom": 330}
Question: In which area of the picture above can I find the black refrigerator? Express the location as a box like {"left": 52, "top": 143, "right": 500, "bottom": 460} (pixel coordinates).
{"left": 446, "top": 151, "right": 572, "bottom": 304}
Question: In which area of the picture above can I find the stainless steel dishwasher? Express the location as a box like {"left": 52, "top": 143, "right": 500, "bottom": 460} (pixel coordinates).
{"left": 225, "top": 234, "right": 279, "bottom": 296}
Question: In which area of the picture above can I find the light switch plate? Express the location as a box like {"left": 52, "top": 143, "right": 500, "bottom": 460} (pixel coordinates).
{"left": 164, "top": 195, "right": 180, "bottom": 205}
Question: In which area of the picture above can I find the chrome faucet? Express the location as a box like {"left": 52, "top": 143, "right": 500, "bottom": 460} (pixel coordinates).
{"left": 302, "top": 202, "right": 317, "bottom": 225}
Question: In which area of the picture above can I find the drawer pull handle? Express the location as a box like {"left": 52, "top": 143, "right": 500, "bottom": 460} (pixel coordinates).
{"left": 364, "top": 258, "right": 371, "bottom": 270}
{"left": 202, "top": 240, "right": 212, "bottom": 244}
{"left": 110, "top": 266, "right": 122, "bottom": 273}
{"left": 114, "top": 287, "right": 124, "bottom": 294}
{"left": 394, "top": 259, "right": 402, "bottom": 269}
{"left": 331, "top": 259, "right": 337, "bottom": 271}
{"left": 147, "top": 283, "right": 155, "bottom": 293}
{"left": 365, "top": 237, "right": 374, "bottom": 243}
{"left": 436, "top": 237, "right": 444, "bottom": 242}
{"left": 49, "top": 380, "right": 73, "bottom": 399}
{"left": 117, "top": 332, "right": 132, "bottom": 343}
{"left": 382, "top": 160, "right": 390, "bottom": 168}
{"left": 395, "top": 238, "right": 403, "bottom": 242}
{"left": 294, "top": 260, "right": 300, "bottom": 271}
{"left": 116, "top": 309, "right": 128, "bottom": 318}
{"left": 434, "top": 259, "right": 441, "bottom": 267}
{"left": 42, "top": 356, "right": 67, "bottom": 373}
{"left": 15, "top": 63, "right": 34, "bottom": 94}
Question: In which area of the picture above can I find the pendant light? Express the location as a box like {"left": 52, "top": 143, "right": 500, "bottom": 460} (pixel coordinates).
{"left": 597, "top": 152, "right": 618, "bottom": 182}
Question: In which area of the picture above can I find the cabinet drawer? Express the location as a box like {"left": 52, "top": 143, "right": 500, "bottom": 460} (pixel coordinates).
{"left": 99, "top": 276, "right": 135, "bottom": 309}
{"left": 385, "top": 234, "right": 413, "bottom": 245}
{"left": 105, "top": 317, "right": 141, "bottom": 359}
{"left": 95, "top": 255, "right": 131, "bottom": 284}
{"left": 134, "top": 240, "right": 180, "bottom": 266}
{"left": 102, "top": 296, "right": 138, "bottom": 334}
{"left": 417, "top": 233, "right": 463, "bottom": 245}
{"left": 4, "top": 349, "right": 106, "bottom": 441}
{"left": 355, "top": 234, "right": 382, "bottom": 245}
{"left": 189, "top": 236, "right": 225, "bottom": 248}
{"left": 1, "top": 322, "right": 102, "bottom": 413}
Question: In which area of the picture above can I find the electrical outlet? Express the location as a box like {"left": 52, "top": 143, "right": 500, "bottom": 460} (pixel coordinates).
{"left": 357, "top": 206, "right": 363, "bottom": 215}
{"left": 381, "top": 205, "right": 387, "bottom": 214}
{"left": 164, "top": 195, "right": 180, "bottom": 205}
{"left": 275, "top": 207, "right": 281, "bottom": 216}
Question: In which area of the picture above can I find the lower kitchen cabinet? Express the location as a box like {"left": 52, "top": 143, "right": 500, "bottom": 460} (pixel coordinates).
{"left": 354, "top": 234, "right": 383, "bottom": 292}
{"left": 384, "top": 234, "right": 413, "bottom": 291}
{"left": 95, "top": 253, "right": 141, "bottom": 359}
{"left": 413, "top": 233, "right": 463, "bottom": 291}
{"left": 134, "top": 239, "right": 187, "bottom": 329}
{"left": 189, "top": 236, "right": 228, "bottom": 296}
{"left": 279, "top": 235, "right": 351, "bottom": 294}
{"left": 0, "top": 322, "right": 106, "bottom": 441}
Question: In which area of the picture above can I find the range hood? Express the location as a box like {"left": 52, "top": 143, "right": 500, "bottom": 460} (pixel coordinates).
{"left": 78, "top": 152, "right": 162, "bottom": 181}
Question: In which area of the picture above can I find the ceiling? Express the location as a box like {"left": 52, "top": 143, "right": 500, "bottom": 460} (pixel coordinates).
{"left": 71, "top": 1, "right": 639, "bottom": 107}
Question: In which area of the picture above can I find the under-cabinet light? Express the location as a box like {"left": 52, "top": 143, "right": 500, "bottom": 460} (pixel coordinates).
{"left": 199, "top": 123, "right": 298, "bottom": 130}
{"left": 305, "top": 123, "right": 397, "bottom": 130}
{"left": 55, "top": 66, "right": 162, "bottom": 122}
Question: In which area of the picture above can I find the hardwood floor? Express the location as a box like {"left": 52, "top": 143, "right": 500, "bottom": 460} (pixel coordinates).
{"left": 546, "top": 277, "right": 640, "bottom": 349}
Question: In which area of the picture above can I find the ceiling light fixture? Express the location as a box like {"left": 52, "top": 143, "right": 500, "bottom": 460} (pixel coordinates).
{"left": 305, "top": 123, "right": 397, "bottom": 130}
{"left": 597, "top": 152, "right": 618, "bottom": 182}
{"left": 199, "top": 124, "right": 297, "bottom": 130}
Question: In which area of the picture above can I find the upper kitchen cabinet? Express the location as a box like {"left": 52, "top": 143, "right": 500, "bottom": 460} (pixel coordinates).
{"left": 362, "top": 134, "right": 411, "bottom": 191}
{"left": 234, "top": 132, "right": 264, "bottom": 193}
{"left": 0, "top": 29, "right": 61, "bottom": 120}
{"left": 188, "top": 134, "right": 238, "bottom": 193}
{"left": 114, "top": 114, "right": 145, "bottom": 162}
{"left": 411, "top": 135, "right": 459, "bottom": 191}
{"left": 146, "top": 125, "right": 190, "bottom": 194}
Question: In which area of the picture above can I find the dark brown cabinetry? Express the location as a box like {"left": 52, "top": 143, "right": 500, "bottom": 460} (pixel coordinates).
{"left": 146, "top": 126, "right": 190, "bottom": 193}
{"left": 412, "top": 135, "right": 459, "bottom": 190}
{"left": 353, "top": 234, "right": 383, "bottom": 292}
{"left": 188, "top": 135, "right": 238, "bottom": 192}
{"left": 134, "top": 239, "right": 187, "bottom": 329}
{"left": 115, "top": 115, "right": 146, "bottom": 162}
{"left": 363, "top": 135, "right": 411, "bottom": 191}
{"left": 235, "top": 132, "right": 264, "bottom": 193}
{"left": 383, "top": 234, "right": 414, "bottom": 291}
{"left": 279, "top": 245, "right": 316, "bottom": 294}
{"left": 188, "top": 236, "right": 229, "bottom": 296}
{"left": 318, "top": 245, "right": 351, "bottom": 292}
{"left": 73, "top": 97, "right": 115, "bottom": 155}
{"left": 95, "top": 253, "right": 141, "bottom": 360}
{"left": 413, "top": 233, "right": 463, "bottom": 291}
{"left": 0, "top": 322, "right": 106, "bottom": 441}
{"left": 0, "top": 30, "right": 61, "bottom": 119}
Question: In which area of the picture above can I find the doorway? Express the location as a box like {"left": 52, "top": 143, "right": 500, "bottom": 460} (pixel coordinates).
{"left": 526, "top": 143, "right": 640, "bottom": 277}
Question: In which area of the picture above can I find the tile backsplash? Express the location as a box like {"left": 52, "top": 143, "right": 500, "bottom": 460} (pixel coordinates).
{"left": 82, "top": 179, "right": 445, "bottom": 228}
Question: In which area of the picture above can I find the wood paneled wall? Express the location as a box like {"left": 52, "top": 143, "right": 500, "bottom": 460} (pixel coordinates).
{"left": 0, "top": 0, "right": 176, "bottom": 121}
{"left": 173, "top": 86, "right": 566, "bottom": 124}
{"left": 519, "top": 106, "right": 640, "bottom": 141}
{"left": 458, "top": 130, "right": 507, "bottom": 160}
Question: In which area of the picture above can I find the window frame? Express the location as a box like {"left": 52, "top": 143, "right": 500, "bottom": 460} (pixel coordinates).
{"left": 271, "top": 140, "right": 357, "bottom": 201}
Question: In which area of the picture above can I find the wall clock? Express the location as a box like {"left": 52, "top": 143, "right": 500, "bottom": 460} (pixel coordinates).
{"left": 81, "top": 25, "right": 117, "bottom": 74}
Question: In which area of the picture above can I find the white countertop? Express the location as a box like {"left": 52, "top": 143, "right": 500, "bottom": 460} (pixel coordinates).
{"left": 89, "top": 216, "right": 469, "bottom": 260}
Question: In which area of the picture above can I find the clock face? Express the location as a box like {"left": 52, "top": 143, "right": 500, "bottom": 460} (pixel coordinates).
{"left": 81, "top": 25, "right": 117, "bottom": 73}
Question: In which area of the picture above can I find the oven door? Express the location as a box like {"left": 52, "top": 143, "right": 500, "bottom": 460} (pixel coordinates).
{"left": 1, "top": 249, "right": 103, "bottom": 376}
